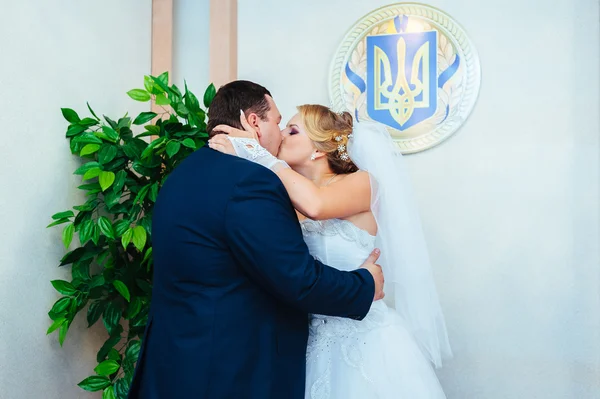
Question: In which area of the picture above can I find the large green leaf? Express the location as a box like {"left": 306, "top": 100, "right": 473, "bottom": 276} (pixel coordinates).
{"left": 166, "top": 141, "right": 181, "bottom": 158}
{"left": 103, "top": 387, "right": 116, "bottom": 399}
{"left": 182, "top": 138, "right": 196, "bottom": 149}
{"left": 74, "top": 161, "right": 100, "bottom": 175}
{"left": 140, "top": 137, "right": 166, "bottom": 159}
{"left": 133, "top": 184, "right": 151, "bottom": 206}
{"left": 143, "top": 125, "right": 161, "bottom": 136}
{"left": 125, "top": 340, "right": 141, "bottom": 365}
{"left": 80, "top": 144, "right": 101, "bottom": 157}
{"left": 62, "top": 223, "right": 74, "bottom": 248}
{"left": 78, "top": 219, "right": 95, "bottom": 244}
{"left": 50, "top": 297, "right": 72, "bottom": 316}
{"left": 122, "top": 141, "right": 143, "bottom": 159}
{"left": 95, "top": 126, "right": 119, "bottom": 143}
{"left": 114, "top": 220, "right": 131, "bottom": 237}
{"left": 72, "top": 258, "right": 91, "bottom": 281}
{"left": 58, "top": 321, "right": 69, "bottom": 346}
{"left": 104, "top": 115, "right": 119, "bottom": 130}
{"left": 184, "top": 82, "right": 201, "bottom": 114}
{"left": 99, "top": 171, "right": 116, "bottom": 191}
{"left": 46, "top": 317, "right": 67, "bottom": 335}
{"left": 132, "top": 161, "right": 154, "bottom": 177}
{"left": 103, "top": 189, "right": 121, "bottom": 210}
{"left": 141, "top": 247, "right": 153, "bottom": 265}
{"left": 203, "top": 83, "right": 216, "bottom": 108}
{"left": 98, "top": 145, "right": 118, "bottom": 165}
{"left": 61, "top": 108, "right": 81, "bottom": 124}
{"left": 78, "top": 376, "right": 111, "bottom": 392}
{"left": 121, "top": 228, "right": 133, "bottom": 249}
{"left": 113, "top": 280, "right": 131, "bottom": 302}
{"left": 91, "top": 224, "right": 101, "bottom": 245}
{"left": 114, "top": 378, "right": 129, "bottom": 399}
{"left": 170, "top": 83, "right": 183, "bottom": 99}
{"left": 47, "top": 218, "right": 71, "bottom": 228}
{"left": 118, "top": 117, "right": 131, "bottom": 130}
{"left": 126, "top": 296, "right": 143, "bottom": 319}
{"left": 132, "top": 226, "right": 147, "bottom": 251}
{"left": 175, "top": 102, "right": 189, "bottom": 117}
{"left": 95, "top": 360, "right": 120, "bottom": 376}
{"left": 112, "top": 170, "right": 127, "bottom": 193}
{"left": 79, "top": 117, "right": 98, "bottom": 127}
{"left": 59, "top": 247, "right": 86, "bottom": 266}
{"left": 83, "top": 167, "right": 102, "bottom": 181}
{"left": 108, "top": 348, "right": 122, "bottom": 362}
{"left": 66, "top": 124, "right": 86, "bottom": 137}
{"left": 102, "top": 302, "right": 122, "bottom": 335}
{"left": 52, "top": 210, "right": 74, "bottom": 220}
{"left": 131, "top": 309, "right": 149, "bottom": 329}
{"left": 98, "top": 217, "right": 115, "bottom": 239}
{"left": 73, "top": 132, "right": 103, "bottom": 145}
{"left": 96, "top": 250, "right": 109, "bottom": 265}
{"left": 149, "top": 182, "right": 159, "bottom": 202}
{"left": 87, "top": 300, "right": 106, "bottom": 327}
{"left": 127, "top": 89, "right": 151, "bottom": 102}
{"left": 78, "top": 183, "right": 101, "bottom": 191}
{"left": 155, "top": 93, "right": 170, "bottom": 106}
{"left": 133, "top": 112, "right": 157, "bottom": 125}
{"left": 144, "top": 75, "right": 161, "bottom": 94}
{"left": 151, "top": 75, "right": 170, "bottom": 93}
{"left": 51, "top": 280, "right": 77, "bottom": 296}
{"left": 103, "top": 158, "right": 128, "bottom": 173}
{"left": 157, "top": 71, "right": 169, "bottom": 86}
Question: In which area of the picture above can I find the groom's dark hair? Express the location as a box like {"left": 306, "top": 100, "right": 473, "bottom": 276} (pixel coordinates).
{"left": 207, "top": 80, "right": 272, "bottom": 138}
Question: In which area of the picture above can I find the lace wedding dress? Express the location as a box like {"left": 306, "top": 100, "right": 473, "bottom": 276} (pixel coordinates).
{"left": 301, "top": 218, "right": 446, "bottom": 399}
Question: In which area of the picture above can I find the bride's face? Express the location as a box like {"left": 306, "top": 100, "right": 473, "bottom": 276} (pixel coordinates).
{"left": 278, "top": 113, "right": 315, "bottom": 167}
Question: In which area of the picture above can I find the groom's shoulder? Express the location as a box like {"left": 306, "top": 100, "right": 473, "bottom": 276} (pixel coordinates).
{"left": 183, "top": 147, "right": 281, "bottom": 186}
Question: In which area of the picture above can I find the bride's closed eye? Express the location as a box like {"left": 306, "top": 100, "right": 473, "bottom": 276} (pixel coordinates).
{"left": 289, "top": 127, "right": 299, "bottom": 136}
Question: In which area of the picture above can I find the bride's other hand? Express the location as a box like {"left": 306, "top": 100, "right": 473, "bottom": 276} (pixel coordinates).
{"left": 212, "top": 110, "right": 258, "bottom": 140}
{"left": 208, "top": 134, "right": 236, "bottom": 155}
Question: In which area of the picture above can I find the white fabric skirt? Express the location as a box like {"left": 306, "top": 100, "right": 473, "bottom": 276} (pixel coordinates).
{"left": 305, "top": 301, "right": 446, "bottom": 399}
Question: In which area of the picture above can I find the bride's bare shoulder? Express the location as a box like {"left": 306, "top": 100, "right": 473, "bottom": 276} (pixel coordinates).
{"left": 338, "top": 170, "right": 371, "bottom": 189}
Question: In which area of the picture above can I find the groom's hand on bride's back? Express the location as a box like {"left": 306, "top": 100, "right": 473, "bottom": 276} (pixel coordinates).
{"left": 361, "top": 248, "right": 385, "bottom": 301}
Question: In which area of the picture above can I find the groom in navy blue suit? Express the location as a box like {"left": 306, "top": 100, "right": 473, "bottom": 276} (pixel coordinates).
{"left": 128, "top": 81, "right": 384, "bottom": 399}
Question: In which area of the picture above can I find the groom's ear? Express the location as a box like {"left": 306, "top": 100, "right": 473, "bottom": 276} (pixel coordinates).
{"left": 246, "top": 113, "right": 262, "bottom": 138}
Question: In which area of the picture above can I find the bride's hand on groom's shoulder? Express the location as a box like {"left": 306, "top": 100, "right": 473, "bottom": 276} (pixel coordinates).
{"left": 208, "top": 134, "right": 237, "bottom": 155}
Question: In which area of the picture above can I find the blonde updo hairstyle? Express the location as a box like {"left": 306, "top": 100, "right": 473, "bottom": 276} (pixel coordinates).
{"left": 296, "top": 104, "right": 359, "bottom": 174}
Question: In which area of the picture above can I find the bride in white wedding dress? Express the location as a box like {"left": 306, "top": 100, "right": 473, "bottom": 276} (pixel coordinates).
{"left": 208, "top": 105, "right": 452, "bottom": 398}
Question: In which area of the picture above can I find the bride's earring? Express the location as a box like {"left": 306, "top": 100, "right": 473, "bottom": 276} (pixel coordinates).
{"left": 310, "top": 153, "right": 317, "bottom": 161}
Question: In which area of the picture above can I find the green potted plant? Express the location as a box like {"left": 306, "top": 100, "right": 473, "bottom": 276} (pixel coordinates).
{"left": 46, "top": 72, "right": 215, "bottom": 398}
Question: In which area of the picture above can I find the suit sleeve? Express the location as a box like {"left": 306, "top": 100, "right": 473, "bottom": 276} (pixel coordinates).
{"left": 224, "top": 166, "right": 374, "bottom": 320}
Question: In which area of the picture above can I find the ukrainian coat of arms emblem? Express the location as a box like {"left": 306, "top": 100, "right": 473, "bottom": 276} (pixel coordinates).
{"left": 330, "top": 3, "right": 481, "bottom": 153}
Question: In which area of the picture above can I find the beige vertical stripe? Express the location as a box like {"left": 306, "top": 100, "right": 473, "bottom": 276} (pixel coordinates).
{"left": 151, "top": 0, "right": 173, "bottom": 115}
{"left": 209, "top": 0, "right": 238, "bottom": 88}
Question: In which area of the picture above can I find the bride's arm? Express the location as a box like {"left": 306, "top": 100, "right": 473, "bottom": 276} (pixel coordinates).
{"left": 208, "top": 131, "right": 370, "bottom": 220}
{"left": 275, "top": 168, "right": 370, "bottom": 220}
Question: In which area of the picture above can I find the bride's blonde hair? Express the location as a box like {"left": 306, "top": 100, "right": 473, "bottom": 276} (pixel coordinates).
{"left": 296, "top": 104, "right": 359, "bottom": 174}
